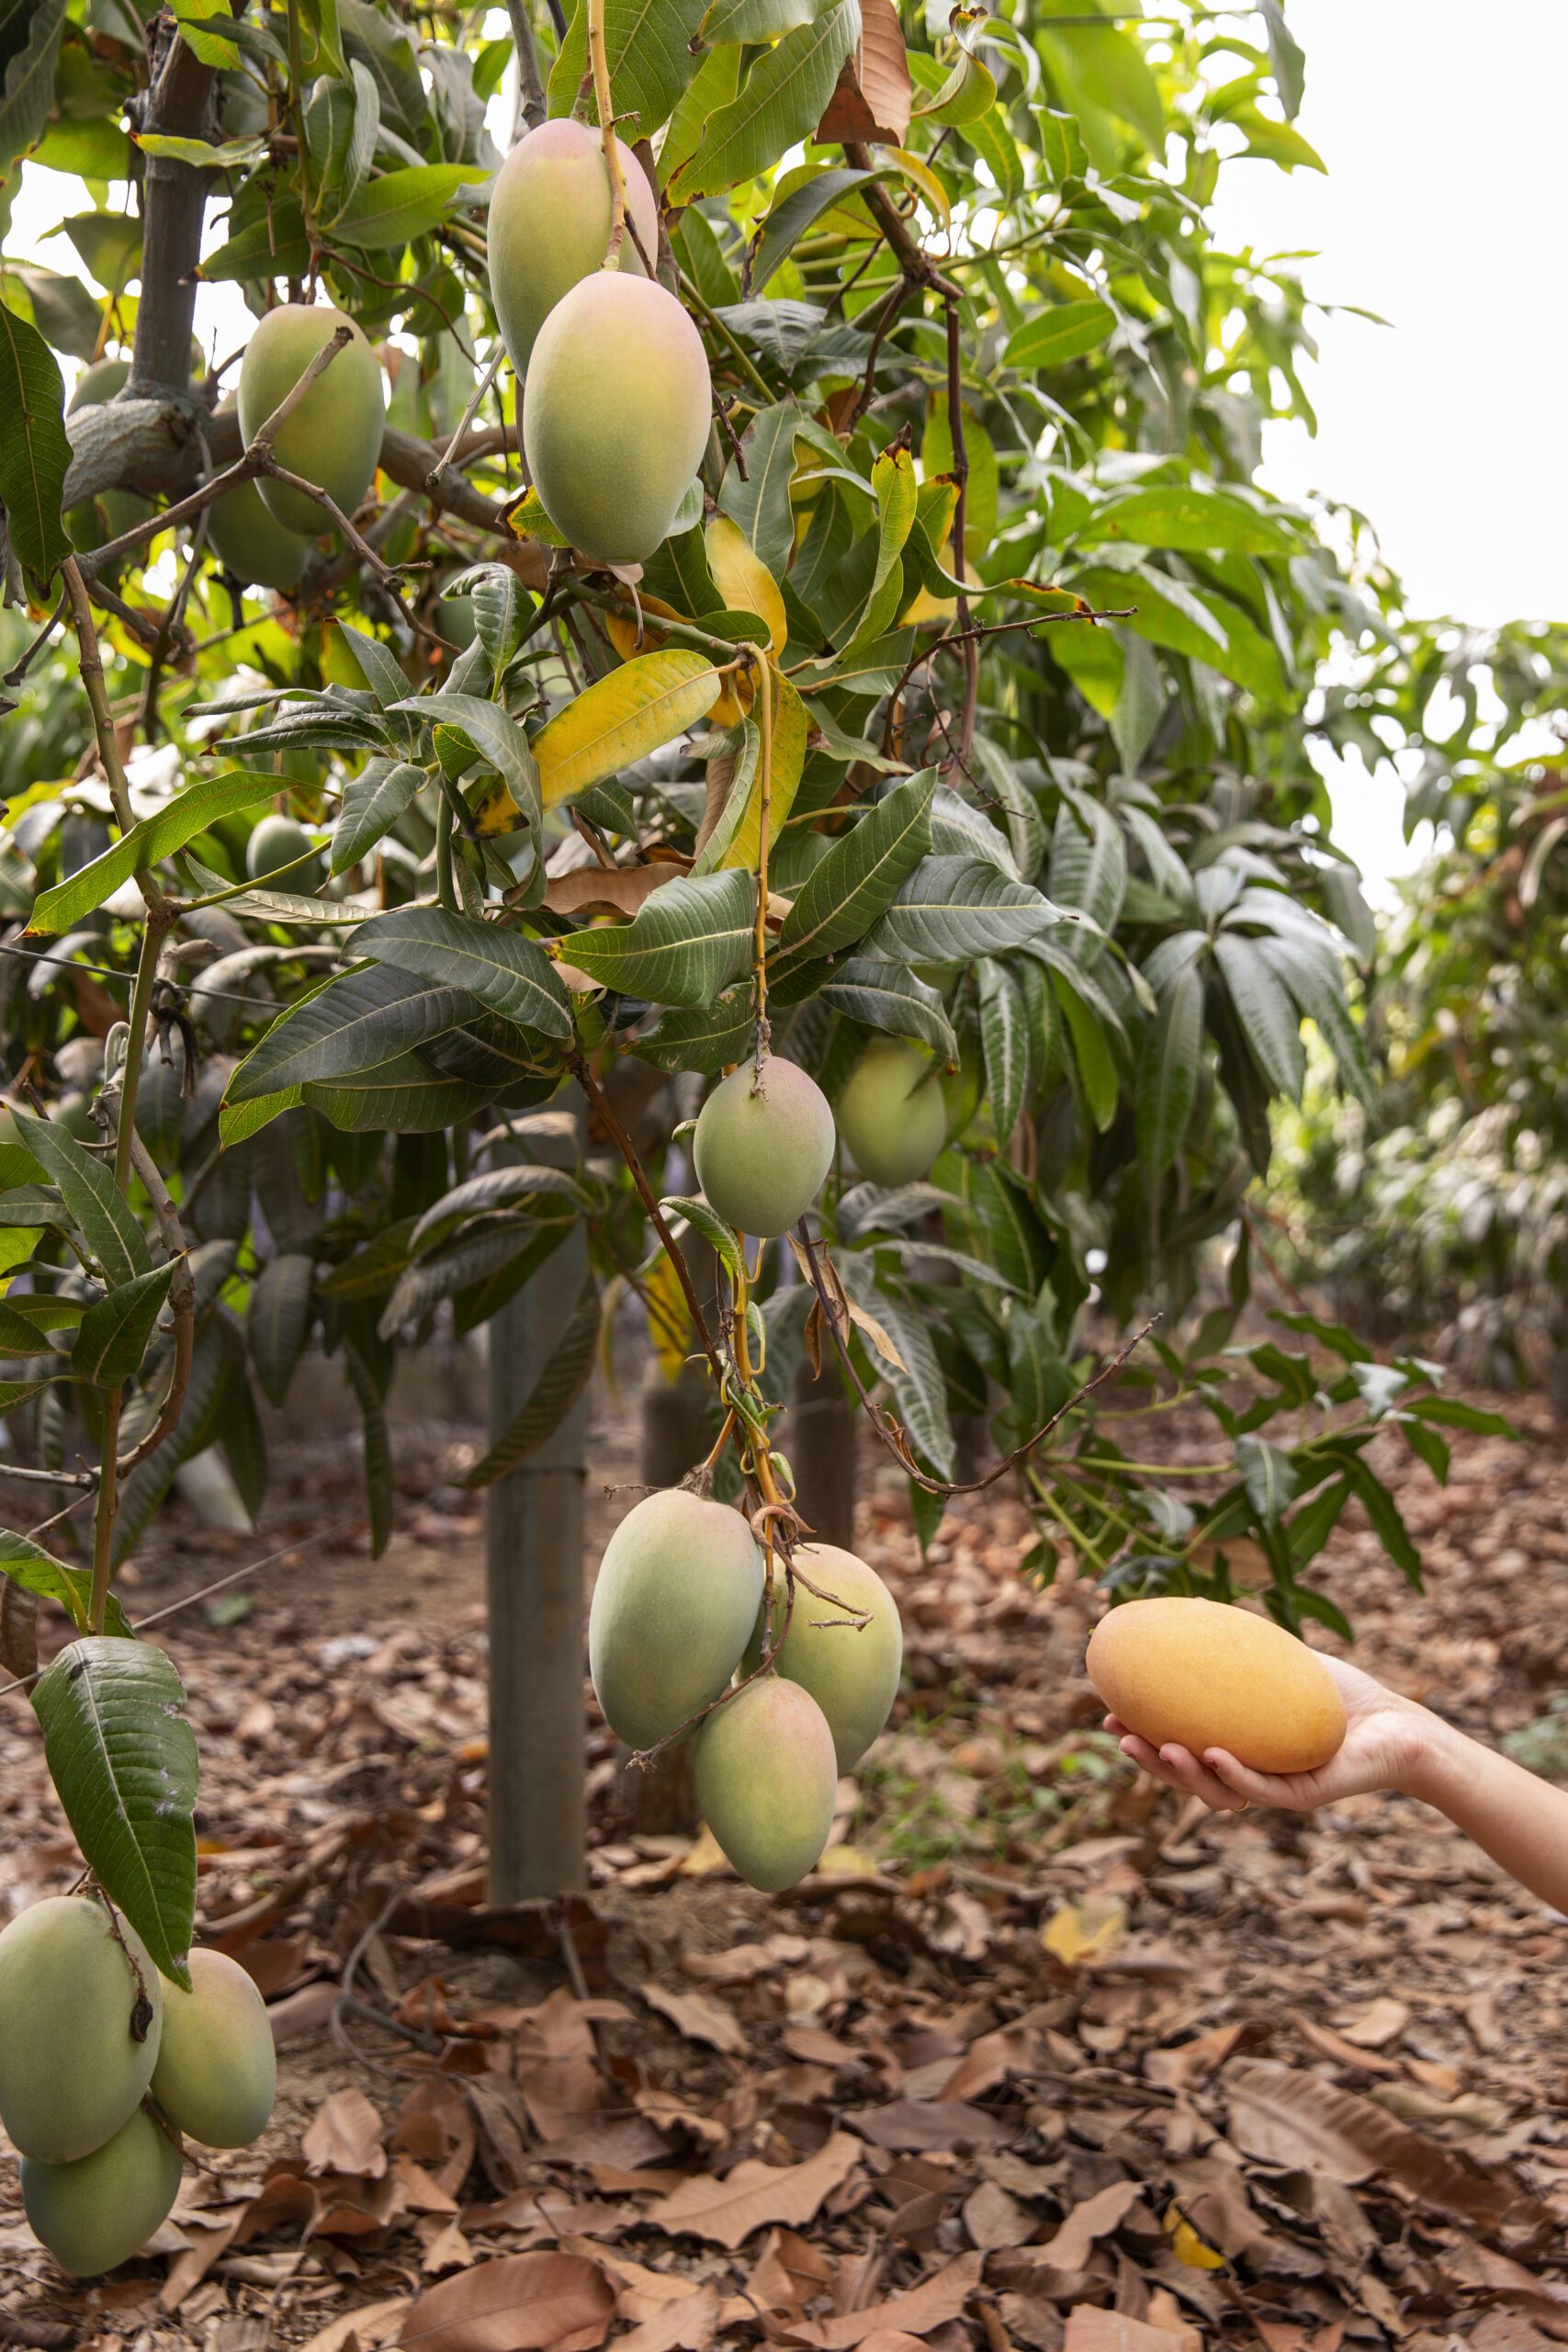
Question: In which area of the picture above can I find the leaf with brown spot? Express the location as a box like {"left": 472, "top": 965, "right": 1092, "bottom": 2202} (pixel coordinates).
{"left": 302, "top": 2087, "right": 388, "bottom": 2179}
{"left": 398, "top": 2251, "right": 615, "bottom": 2352}
{"left": 646, "top": 2132, "right": 862, "bottom": 2248}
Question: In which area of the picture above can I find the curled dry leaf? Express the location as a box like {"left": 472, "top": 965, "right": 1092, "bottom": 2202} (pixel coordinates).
{"left": 1026, "top": 2180, "right": 1144, "bottom": 2274}
{"left": 817, "top": 0, "right": 912, "bottom": 145}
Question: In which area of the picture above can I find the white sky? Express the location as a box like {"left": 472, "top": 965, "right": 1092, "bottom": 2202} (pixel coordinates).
{"left": 13, "top": 2, "right": 1563, "bottom": 899}
{"left": 1207, "top": 0, "right": 1568, "bottom": 898}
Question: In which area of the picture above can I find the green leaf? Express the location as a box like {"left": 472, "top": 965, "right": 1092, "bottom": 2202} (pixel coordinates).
{"left": 699, "top": 0, "right": 833, "bottom": 39}
{"left": 353, "top": 906, "right": 572, "bottom": 1040}
{"left": 1407, "top": 1396, "right": 1518, "bottom": 1439}
{"left": 391, "top": 693, "right": 542, "bottom": 834}
{"left": 668, "top": 0, "right": 861, "bottom": 201}
{"left": 136, "top": 130, "right": 268, "bottom": 166}
{"left": 1036, "top": 1, "right": 1164, "bottom": 150}
{"left": 301, "top": 1055, "right": 493, "bottom": 1135}
{"left": 746, "top": 165, "right": 874, "bottom": 297}
{"left": 0, "top": 1529, "right": 130, "bottom": 1638}
{"left": 32, "top": 1637, "right": 198, "bottom": 1984}
{"left": 629, "top": 985, "right": 755, "bottom": 1075}
{"left": 247, "top": 1251, "right": 315, "bottom": 1408}
{"left": 1213, "top": 932, "right": 1304, "bottom": 1101}
{"left": 1049, "top": 798, "right": 1126, "bottom": 945}
{"left": 548, "top": 0, "right": 707, "bottom": 138}
{"left": 0, "top": 298, "right": 72, "bottom": 582}
{"left": 72, "top": 1263, "right": 176, "bottom": 1388}
{"left": 662, "top": 1195, "right": 747, "bottom": 1293}
{"left": 776, "top": 771, "right": 934, "bottom": 964}
{"left": 1256, "top": 933, "right": 1376, "bottom": 1112}
{"left": 332, "top": 758, "right": 427, "bottom": 875}
{"left": 843, "top": 441, "right": 919, "bottom": 656}
{"left": 566, "top": 869, "right": 755, "bottom": 1009}
{"left": 1135, "top": 962, "right": 1202, "bottom": 1176}
{"left": 344, "top": 1343, "right": 393, "bottom": 1557}
{"left": 819, "top": 960, "right": 957, "bottom": 1060}
{"left": 1087, "top": 483, "right": 1299, "bottom": 558}
{"left": 1004, "top": 299, "right": 1115, "bottom": 373}
{"left": 332, "top": 162, "right": 479, "bottom": 248}
{"left": 7, "top": 1111, "right": 152, "bottom": 1287}
{"left": 976, "top": 959, "right": 1027, "bottom": 1143}
{"left": 28, "top": 773, "right": 288, "bottom": 936}
{"left": 716, "top": 401, "right": 805, "bottom": 578}
{"left": 0, "top": 0, "right": 65, "bottom": 175}
{"left": 200, "top": 198, "right": 311, "bottom": 282}
{"left": 408, "top": 1164, "right": 590, "bottom": 1256}
{"left": 462, "top": 1275, "right": 602, "bottom": 1487}
{"left": 1235, "top": 1433, "right": 1297, "bottom": 1529}
{"left": 225, "top": 963, "right": 483, "bottom": 1104}
{"left": 862, "top": 856, "right": 1057, "bottom": 963}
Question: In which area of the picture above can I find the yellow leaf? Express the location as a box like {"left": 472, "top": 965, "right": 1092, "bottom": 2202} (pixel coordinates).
{"left": 604, "top": 593, "right": 683, "bottom": 665}
{"left": 533, "top": 650, "right": 724, "bottom": 809}
{"left": 644, "top": 1250, "right": 693, "bottom": 1384}
{"left": 1164, "top": 2202, "right": 1225, "bottom": 2270}
{"left": 888, "top": 148, "right": 951, "bottom": 227}
{"left": 705, "top": 514, "right": 787, "bottom": 656}
{"left": 816, "top": 1844, "right": 879, "bottom": 1878}
{"left": 680, "top": 1824, "right": 731, "bottom": 1877}
{"left": 716, "top": 665, "right": 808, "bottom": 874}
{"left": 1041, "top": 1894, "right": 1126, "bottom": 1967}
{"left": 504, "top": 484, "right": 570, "bottom": 548}
{"left": 470, "top": 784, "right": 525, "bottom": 836}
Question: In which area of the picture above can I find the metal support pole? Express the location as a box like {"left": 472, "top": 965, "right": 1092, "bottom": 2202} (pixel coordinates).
{"left": 486, "top": 1095, "right": 588, "bottom": 1901}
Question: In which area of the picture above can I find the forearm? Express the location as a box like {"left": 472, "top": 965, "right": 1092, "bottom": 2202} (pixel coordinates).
{"left": 1403, "top": 1713, "right": 1568, "bottom": 1917}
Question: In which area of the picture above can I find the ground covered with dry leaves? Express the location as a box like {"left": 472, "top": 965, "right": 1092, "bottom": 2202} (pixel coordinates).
{"left": 3, "top": 1376, "right": 1567, "bottom": 2352}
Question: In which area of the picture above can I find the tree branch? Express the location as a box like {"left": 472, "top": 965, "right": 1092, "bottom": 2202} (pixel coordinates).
{"left": 508, "top": 0, "right": 548, "bottom": 136}
{"left": 127, "top": 10, "right": 224, "bottom": 399}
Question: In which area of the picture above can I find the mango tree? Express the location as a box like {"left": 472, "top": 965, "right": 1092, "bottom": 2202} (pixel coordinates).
{"left": 0, "top": 0, "right": 1496, "bottom": 1962}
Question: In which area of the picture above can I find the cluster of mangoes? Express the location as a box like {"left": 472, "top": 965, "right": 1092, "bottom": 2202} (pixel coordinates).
{"left": 689, "top": 1037, "right": 973, "bottom": 1248}
{"left": 490, "top": 119, "right": 712, "bottom": 565}
{"left": 590, "top": 1488, "right": 904, "bottom": 1890}
{"left": 0, "top": 1900, "right": 276, "bottom": 2278}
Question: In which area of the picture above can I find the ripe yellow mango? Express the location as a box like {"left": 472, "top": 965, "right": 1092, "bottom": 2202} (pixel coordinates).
{"left": 693, "top": 1057, "right": 835, "bottom": 1239}
{"left": 1087, "top": 1596, "right": 1348, "bottom": 1774}
{"left": 490, "top": 118, "right": 660, "bottom": 376}
{"left": 22, "top": 2106, "right": 183, "bottom": 2278}
{"left": 0, "top": 1898, "right": 163, "bottom": 2164}
{"left": 237, "top": 304, "right": 385, "bottom": 537}
{"left": 523, "top": 275, "right": 712, "bottom": 565}
{"left": 590, "top": 1489, "right": 764, "bottom": 1751}
{"left": 695, "top": 1677, "right": 837, "bottom": 1892}
{"left": 835, "top": 1039, "right": 947, "bottom": 1188}
{"left": 748, "top": 1544, "right": 903, "bottom": 1771}
{"left": 151, "top": 1950, "right": 276, "bottom": 2149}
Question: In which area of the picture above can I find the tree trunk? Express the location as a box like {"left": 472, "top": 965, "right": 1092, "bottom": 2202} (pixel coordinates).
{"left": 786, "top": 1356, "right": 858, "bottom": 1551}
{"left": 486, "top": 1101, "right": 588, "bottom": 1901}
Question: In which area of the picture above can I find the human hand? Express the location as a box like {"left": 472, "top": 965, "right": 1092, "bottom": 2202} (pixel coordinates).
{"left": 1104, "top": 1653, "right": 1433, "bottom": 1815}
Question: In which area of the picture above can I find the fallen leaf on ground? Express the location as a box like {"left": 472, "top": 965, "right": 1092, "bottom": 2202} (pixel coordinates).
{"left": 304, "top": 2087, "right": 388, "bottom": 2178}
{"left": 648, "top": 2134, "right": 863, "bottom": 2249}
{"left": 398, "top": 2250, "right": 615, "bottom": 2352}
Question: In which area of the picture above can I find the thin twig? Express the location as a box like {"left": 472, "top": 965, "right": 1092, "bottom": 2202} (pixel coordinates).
{"left": 570, "top": 1054, "right": 725, "bottom": 1390}
{"left": 793, "top": 1218, "right": 1159, "bottom": 1498}
{"left": 425, "top": 348, "right": 506, "bottom": 504}
{"left": 943, "top": 295, "right": 979, "bottom": 779}
{"left": 508, "top": 0, "right": 548, "bottom": 134}
{"left": 586, "top": 0, "right": 628, "bottom": 271}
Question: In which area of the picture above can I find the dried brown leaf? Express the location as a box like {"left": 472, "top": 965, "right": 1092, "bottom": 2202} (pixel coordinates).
{"left": 816, "top": 0, "right": 911, "bottom": 144}
{"left": 787, "top": 2252, "right": 984, "bottom": 2347}
{"left": 1224, "top": 2058, "right": 1544, "bottom": 2228}
{"left": 398, "top": 2251, "right": 615, "bottom": 2352}
{"left": 646, "top": 2132, "right": 862, "bottom": 2248}
{"left": 612, "top": 2285, "right": 721, "bottom": 2352}
{"left": 298, "top": 2300, "right": 412, "bottom": 2352}
{"left": 303, "top": 2087, "right": 388, "bottom": 2178}
{"left": 1338, "top": 1996, "right": 1410, "bottom": 2048}
{"left": 1063, "top": 2311, "right": 1199, "bottom": 2352}
{"left": 1030, "top": 2182, "right": 1144, "bottom": 2272}
{"left": 642, "top": 1982, "right": 750, "bottom": 2056}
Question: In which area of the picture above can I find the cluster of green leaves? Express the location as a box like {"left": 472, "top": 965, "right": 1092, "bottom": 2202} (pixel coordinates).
{"left": 0, "top": 0, "right": 1469, "bottom": 1918}
{"left": 1281, "top": 617, "right": 1568, "bottom": 1389}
